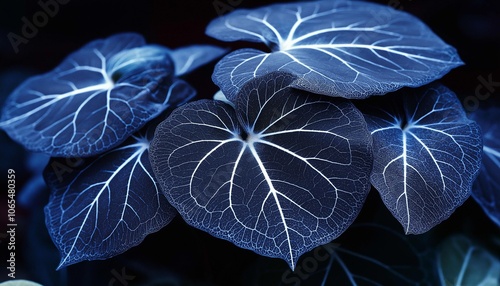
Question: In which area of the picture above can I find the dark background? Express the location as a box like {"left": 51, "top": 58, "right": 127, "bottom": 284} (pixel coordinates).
{"left": 0, "top": 0, "right": 499, "bottom": 285}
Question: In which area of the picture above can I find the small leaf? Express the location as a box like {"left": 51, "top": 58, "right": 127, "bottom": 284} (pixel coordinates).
{"left": 470, "top": 105, "right": 500, "bottom": 227}
{"left": 149, "top": 72, "right": 373, "bottom": 269}
{"left": 170, "top": 45, "right": 228, "bottom": 76}
{"left": 0, "top": 33, "right": 195, "bottom": 157}
{"left": 437, "top": 235, "right": 500, "bottom": 286}
{"left": 207, "top": 0, "right": 463, "bottom": 101}
{"left": 44, "top": 120, "right": 176, "bottom": 269}
{"left": 359, "top": 84, "right": 482, "bottom": 234}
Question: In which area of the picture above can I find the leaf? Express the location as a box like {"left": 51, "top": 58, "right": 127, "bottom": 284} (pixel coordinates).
{"left": 0, "top": 33, "right": 195, "bottom": 157}
{"left": 437, "top": 235, "right": 500, "bottom": 286}
{"left": 206, "top": 0, "right": 463, "bottom": 101}
{"left": 149, "top": 72, "right": 373, "bottom": 270}
{"left": 43, "top": 120, "right": 176, "bottom": 269}
{"left": 469, "top": 106, "right": 500, "bottom": 227}
{"left": 358, "top": 84, "right": 483, "bottom": 234}
{"left": 170, "top": 45, "right": 228, "bottom": 76}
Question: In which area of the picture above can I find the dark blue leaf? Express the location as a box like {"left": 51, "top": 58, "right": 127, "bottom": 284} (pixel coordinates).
{"left": 43, "top": 121, "right": 176, "bottom": 269}
{"left": 170, "top": 45, "right": 228, "bottom": 76}
{"left": 469, "top": 106, "right": 500, "bottom": 227}
{"left": 206, "top": 0, "right": 463, "bottom": 101}
{"left": 149, "top": 72, "right": 373, "bottom": 269}
{"left": 359, "top": 84, "right": 482, "bottom": 234}
{"left": 0, "top": 33, "right": 196, "bottom": 157}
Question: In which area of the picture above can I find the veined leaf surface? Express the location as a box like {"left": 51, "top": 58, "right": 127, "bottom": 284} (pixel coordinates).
{"left": 359, "top": 84, "right": 482, "bottom": 234}
{"left": 207, "top": 0, "right": 463, "bottom": 101}
{"left": 150, "top": 72, "right": 373, "bottom": 269}
{"left": 0, "top": 33, "right": 195, "bottom": 157}
{"left": 44, "top": 121, "right": 176, "bottom": 269}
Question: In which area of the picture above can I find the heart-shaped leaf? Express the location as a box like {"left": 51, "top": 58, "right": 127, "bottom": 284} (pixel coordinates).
{"left": 359, "top": 84, "right": 482, "bottom": 234}
{"left": 44, "top": 120, "right": 176, "bottom": 269}
{"left": 149, "top": 72, "right": 373, "bottom": 269}
{"left": 470, "top": 106, "right": 500, "bottom": 227}
{"left": 0, "top": 33, "right": 195, "bottom": 157}
{"left": 207, "top": 0, "right": 463, "bottom": 101}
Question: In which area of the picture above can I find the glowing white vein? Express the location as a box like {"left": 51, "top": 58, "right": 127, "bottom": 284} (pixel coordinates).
{"left": 59, "top": 142, "right": 147, "bottom": 266}
{"left": 247, "top": 140, "right": 295, "bottom": 270}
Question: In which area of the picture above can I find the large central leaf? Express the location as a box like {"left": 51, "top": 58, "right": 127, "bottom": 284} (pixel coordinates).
{"left": 207, "top": 0, "right": 463, "bottom": 101}
{"left": 149, "top": 72, "right": 373, "bottom": 269}
{"left": 359, "top": 84, "right": 482, "bottom": 234}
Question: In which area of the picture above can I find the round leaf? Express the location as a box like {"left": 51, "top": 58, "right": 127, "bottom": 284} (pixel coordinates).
{"left": 150, "top": 72, "right": 373, "bottom": 269}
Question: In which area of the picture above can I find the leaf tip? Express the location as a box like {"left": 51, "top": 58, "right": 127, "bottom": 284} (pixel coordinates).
{"left": 56, "top": 259, "right": 69, "bottom": 271}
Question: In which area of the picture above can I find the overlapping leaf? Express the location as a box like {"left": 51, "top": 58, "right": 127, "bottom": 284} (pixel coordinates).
{"left": 44, "top": 121, "right": 176, "bottom": 269}
{"left": 149, "top": 72, "right": 373, "bottom": 269}
{"left": 170, "top": 45, "right": 227, "bottom": 76}
{"left": 0, "top": 33, "right": 195, "bottom": 157}
{"left": 359, "top": 84, "right": 482, "bottom": 234}
{"left": 207, "top": 0, "right": 463, "bottom": 101}
{"left": 470, "top": 106, "right": 500, "bottom": 227}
